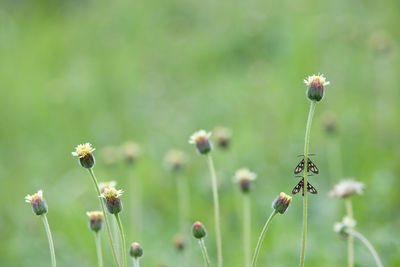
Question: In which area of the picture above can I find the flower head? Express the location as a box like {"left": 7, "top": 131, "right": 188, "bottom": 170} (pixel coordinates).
{"left": 25, "top": 190, "right": 48, "bottom": 215}
{"left": 334, "top": 216, "right": 356, "bottom": 238}
{"left": 99, "top": 181, "right": 117, "bottom": 194}
{"left": 329, "top": 179, "right": 365, "bottom": 198}
{"left": 304, "top": 74, "right": 330, "bottom": 102}
{"left": 192, "top": 221, "right": 207, "bottom": 239}
{"left": 272, "top": 192, "right": 292, "bottom": 214}
{"left": 189, "top": 130, "right": 212, "bottom": 154}
{"left": 130, "top": 242, "right": 144, "bottom": 258}
{"left": 102, "top": 187, "right": 123, "bottom": 214}
{"left": 100, "top": 146, "right": 119, "bottom": 166}
{"left": 121, "top": 142, "right": 141, "bottom": 165}
{"left": 72, "top": 143, "right": 96, "bottom": 168}
{"left": 173, "top": 235, "right": 185, "bottom": 251}
{"left": 214, "top": 127, "right": 232, "bottom": 149}
{"left": 86, "top": 211, "right": 103, "bottom": 232}
{"left": 164, "top": 150, "right": 187, "bottom": 171}
{"left": 233, "top": 168, "right": 257, "bottom": 193}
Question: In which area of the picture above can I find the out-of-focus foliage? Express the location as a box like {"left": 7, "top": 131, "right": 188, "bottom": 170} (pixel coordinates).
{"left": 0, "top": 0, "right": 399, "bottom": 266}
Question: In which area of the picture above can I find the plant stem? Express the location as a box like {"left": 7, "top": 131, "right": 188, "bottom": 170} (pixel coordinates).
{"left": 115, "top": 213, "right": 127, "bottom": 267}
{"left": 132, "top": 258, "right": 140, "bottom": 267}
{"left": 251, "top": 210, "right": 278, "bottom": 267}
{"left": 299, "top": 100, "right": 317, "bottom": 267}
{"left": 243, "top": 194, "right": 251, "bottom": 267}
{"left": 198, "top": 239, "right": 211, "bottom": 267}
{"left": 207, "top": 154, "right": 223, "bottom": 267}
{"left": 95, "top": 232, "right": 104, "bottom": 267}
{"left": 347, "top": 229, "right": 384, "bottom": 267}
{"left": 41, "top": 214, "right": 57, "bottom": 267}
{"left": 88, "top": 168, "right": 120, "bottom": 267}
{"left": 345, "top": 198, "right": 354, "bottom": 267}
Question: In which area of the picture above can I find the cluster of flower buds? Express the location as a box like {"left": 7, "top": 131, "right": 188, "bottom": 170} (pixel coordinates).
{"left": 72, "top": 143, "right": 96, "bottom": 169}
{"left": 102, "top": 187, "right": 124, "bottom": 214}
{"left": 272, "top": 192, "right": 292, "bottom": 214}
{"left": 304, "top": 74, "right": 330, "bottom": 102}
{"left": 25, "top": 190, "right": 48, "bottom": 216}
{"left": 233, "top": 168, "right": 257, "bottom": 193}
{"left": 129, "top": 242, "right": 144, "bottom": 259}
{"left": 189, "top": 130, "right": 212, "bottom": 154}
{"left": 86, "top": 211, "right": 104, "bottom": 232}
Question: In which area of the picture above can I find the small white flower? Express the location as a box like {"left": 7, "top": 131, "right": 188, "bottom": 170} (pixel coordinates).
{"left": 304, "top": 74, "right": 330, "bottom": 87}
{"left": 102, "top": 187, "right": 123, "bottom": 200}
{"left": 99, "top": 181, "right": 117, "bottom": 193}
{"left": 334, "top": 216, "right": 356, "bottom": 233}
{"left": 189, "top": 130, "right": 211, "bottom": 144}
{"left": 25, "top": 190, "right": 43, "bottom": 203}
{"left": 86, "top": 211, "right": 103, "bottom": 218}
{"left": 233, "top": 168, "right": 257, "bottom": 183}
{"left": 329, "top": 179, "right": 365, "bottom": 198}
{"left": 72, "top": 143, "right": 95, "bottom": 158}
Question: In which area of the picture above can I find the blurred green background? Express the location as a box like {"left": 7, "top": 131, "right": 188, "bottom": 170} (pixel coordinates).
{"left": 1, "top": 0, "right": 399, "bottom": 266}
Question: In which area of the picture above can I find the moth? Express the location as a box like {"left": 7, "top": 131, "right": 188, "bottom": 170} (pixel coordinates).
{"left": 292, "top": 178, "right": 318, "bottom": 196}
{"left": 294, "top": 157, "right": 319, "bottom": 174}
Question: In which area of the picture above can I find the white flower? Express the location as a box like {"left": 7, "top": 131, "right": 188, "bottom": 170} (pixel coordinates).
{"left": 233, "top": 168, "right": 257, "bottom": 183}
{"left": 329, "top": 179, "right": 365, "bottom": 198}
{"left": 25, "top": 190, "right": 43, "bottom": 203}
{"left": 72, "top": 143, "right": 95, "bottom": 158}
{"left": 86, "top": 211, "right": 103, "bottom": 219}
{"left": 102, "top": 187, "right": 123, "bottom": 200}
{"left": 99, "top": 181, "right": 117, "bottom": 193}
{"left": 304, "top": 74, "right": 330, "bottom": 87}
{"left": 189, "top": 130, "right": 211, "bottom": 144}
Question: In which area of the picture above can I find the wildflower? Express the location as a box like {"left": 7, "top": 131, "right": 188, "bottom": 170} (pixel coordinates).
{"left": 99, "top": 181, "right": 117, "bottom": 194}
{"left": 334, "top": 216, "right": 357, "bottom": 238}
{"left": 25, "top": 190, "right": 48, "bottom": 215}
{"left": 173, "top": 235, "right": 185, "bottom": 251}
{"left": 189, "top": 130, "right": 212, "bottom": 154}
{"left": 233, "top": 168, "right": 257, "bottom": 193}
{"left": 86, "top": 211, "right": 104, "bottom": 232}
{"left": 129, "top": 242, "right": 144, "bottom": 258}
{"left": 329, "top": 179, "right": 365, "bottom": 198}
{"left": 272, "top": 192, "right": 292, "bottom": 214}
{"left": 102, "top": 187, "right": 123, "bottom": 214}
{"left": 99, "top": 146, "right": 119, "bottom": 166}
{"left": 192, "top": 221, "right": 207, "bottom": 239}
{"left": 122, "top": 142, "right": 141, "bottom": 165}
{"left": 214, "top": 127, "right": 232, "bottom": 149}
{"left": 72, "top": 143, "right": 96, "bottom": 168}
{"left": 164, "top": 150, "right": 187, "bottom": 171}
{"left": 304, "top": 74, "right": 330, "bottom": 102}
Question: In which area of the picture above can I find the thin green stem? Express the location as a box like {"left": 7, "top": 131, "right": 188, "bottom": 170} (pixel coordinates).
{"left": 41, "top": 214, "right": 57, "bottom": 267}
{"left": 88, "top": 169, "right": 120, "bottom": 267}
{"left": 345, "top": 198, "right": 354, "bottom": 267}
{"left": 348, "top": 229, "right": 384, "bottom": 267}
{"left": 251, "top": 210, "right": 278, "bottom": 267}
{"left": 115, "top": 213, "right": 127, "bottom": 267}
{"left": 207, "top": 154, "right": 223, "bottom": 267}
{"left": 132, "top": 258, "right": 140, "bottom": 267}
{"left": 198, "top": 239, "right": 211, "bottom": 267}
{"left": 243, "top": 194, "right": 251, "bottom": 267}
{"left": 299, "top": 100, "right": 317, "bottom": 267}
{"left": 112, "top": 215, "right": 121, "bottom": 262}
{"left": 95, "top": 232, "right": 104, "bottom": 267}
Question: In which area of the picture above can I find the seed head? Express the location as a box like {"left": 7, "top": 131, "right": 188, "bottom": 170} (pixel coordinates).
{"left": 86, "top": 211, "right": 103, "bottom": 232}
{"left": 334, "top": 216, "right": 356, "bottom": 239}
{"left": 214, "top": 127, "right": 232, "bottom": 149}
{"left": 192, "top": 221, "right": 207, "bottom": 239}
{"left": 304, "top": 74, "right": 330, "bottom": 102}
{"left": 129, "top": 242, "right": 144, "bottom": 258}
{"left": 329, "top": 179, "right": 365, "bottom": 198}
{"left": 121, "top": 142, "right": 141, "bottom": 165}
{"left": 72, "top": 143, "right": 96, "bottom": 168}
{"left": 173, "top": 235, "right": 185, "bottom": 251}
{"left": 164, "top": 150, "right": 187, "bottom": 171}
{"left": 189, "top": 130, "right": 212, "bottom": 154}
{"left": 25, "top": 190, "right": 48, "bottom": 215}
{"left": 233, "top": 168, "right": 257, "bottom": 193}
{"left": 272, "top": 192, "right": 292, "bottom": 214}
{"left": 99, "top": 181, "right": 117, "bottom": 194}
{"left": 102, "top": 187, "right": 123, "bottom": 214}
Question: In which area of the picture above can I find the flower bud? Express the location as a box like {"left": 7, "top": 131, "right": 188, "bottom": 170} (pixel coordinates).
{"left": 102, "top": 187, "right": 123, "bottom": 214}
{"left": 272, "top": 192, "right": 292, "bottom": 214}
{"left": 304, "top": 74, "right": 330, "bottom": 102}
{"left": 86, "top": 211, "right": 103, "bottom": 232}
{"left": 164, "top": 150, "right": 187, "bottom": 171}
{"left": 214, "top": 127, "right": 232, "bottom": 149}
{"left": 121, "top": 142, "right": 141, "bottom": 165}
{"left": 189, "top": 130, "right": 212, "bottom": 154}
{"left": 129, "top": 242, "right": 143, "bottom": 258}
{"left": 25, "top": 190, "right": 48, "bottom": 215}
{"left": 192, "top": 221, "right": 207, "bottom": 239}
{"left": 233, "top": 168, "right": 257, "bottom": 194}
{"left": 173, "top": 235, "right": 185, "bottom": 251}
{"left": 334, "top": 216, "right": 356, "bottom": 239}
{"left": 72, "top": 143, "right": 96, "bottom": 169}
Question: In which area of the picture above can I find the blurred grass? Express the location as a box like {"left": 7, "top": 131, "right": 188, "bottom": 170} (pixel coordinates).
{"left": 0, "top": 0, "right": 400, "bottom": 266}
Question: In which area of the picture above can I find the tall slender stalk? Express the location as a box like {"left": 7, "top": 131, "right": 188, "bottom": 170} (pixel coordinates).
{"left": 115, "top": 214, "right": 127, "bottom": 267}
{"left": 132, "top": 258, "right": 140, "bottom": 267}
{"left": 41, "top": 214, "right": 57, "bottom": 267}
{"left": 243, "top": 194, "right": 251, "bottom": 267}
{"left": 95, "top": 232, "right": 104, "bottom": 267}
{"left": 251, "top": 210, "right": 278, "bottom": 267}
{"left": 345, "top": 198, "right": 354, "bottom": 267}
{"left": 207, "top": 154, "right": 223, "bottom": 267}
{"left": 198, "top": 239, "right": 211, "bottom": 267}
{"left": 299, "top": 100, "right": 317, "bottom": 267}
{"left": 88, "top": 169, "right": 120, "bottom": 267}
{"left": 347, "top": 229, "right": 384, "bottom": 267}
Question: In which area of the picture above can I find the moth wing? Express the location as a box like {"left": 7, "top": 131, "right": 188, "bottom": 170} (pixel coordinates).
{"left": 307, "top": 158, "right": 319, "bottom": 174}
{"left": 294, "top": 159, "right": 305, "bottom": 174}
{"left": 307, "top": 182, "right": 318, "bottom": 194}
{"left": 292, "top": 179, "right": 304, "bottom": 195}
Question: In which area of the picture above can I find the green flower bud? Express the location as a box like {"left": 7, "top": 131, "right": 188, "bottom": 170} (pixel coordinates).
{"left": 102, "top": 187, "right": 123, "bottom": 214}
{"left": 233, "top": 168, "right": 257, "bottom": 194}
{"left": 86, "top": 211, "right": 103, "bottom": 232}
{"left": 272, "top": 192, "right": 292, "bottom": 214}
{"left": 129, "top": 242, "right": 143, "bottom": 258}
{"left": 72, "top": 143, "right": 96, "bottom": 169}
{"left": 214, "top": 127, "right": 232, "bottom": 149}
{"left": 304, "top": 74, "right": 330, "bottom": 102}
{"left": 173, "top": 235, "right": 185, "bottom": 251}
{"left": 189, "top": 130, "right": 212, "bottom": 154}
{"left": 25, "top": 190, "right": 48, "bottom": 215}
{"left": 192, "top": 221, "right": 207, "bottom": 239}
